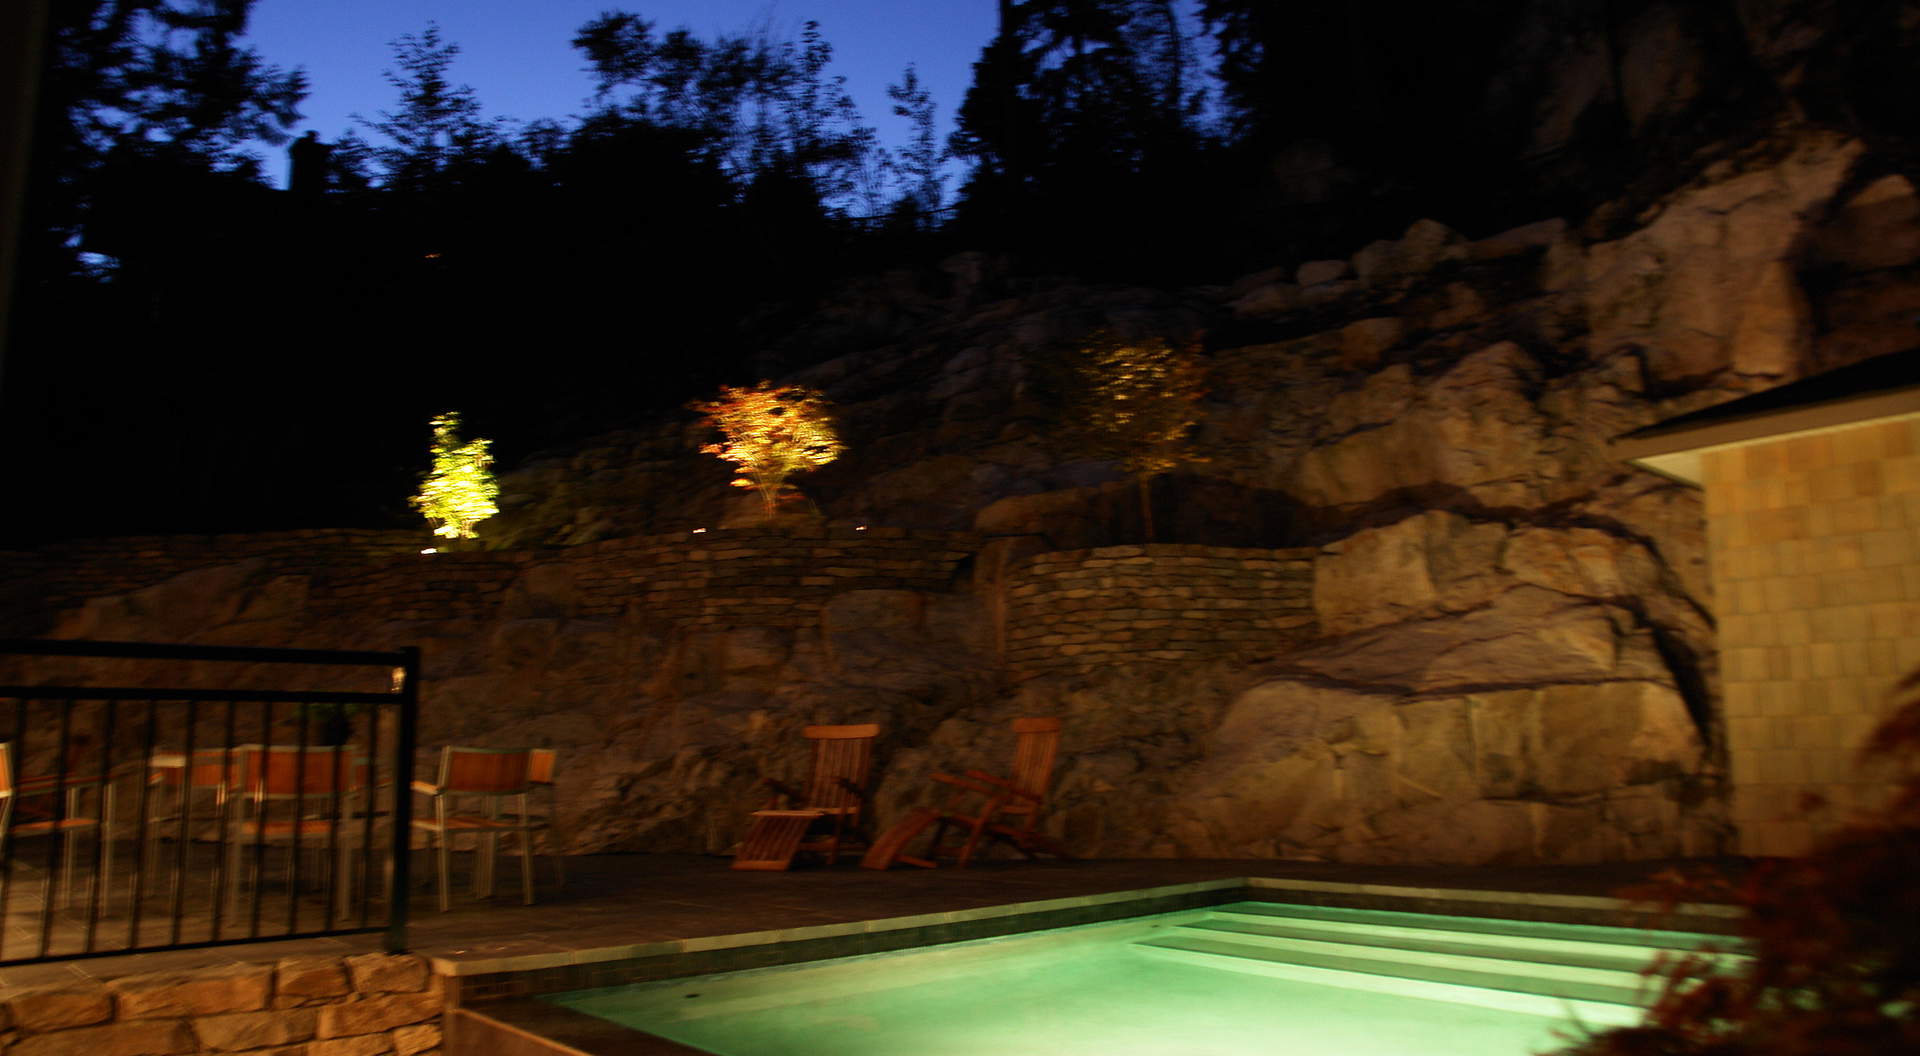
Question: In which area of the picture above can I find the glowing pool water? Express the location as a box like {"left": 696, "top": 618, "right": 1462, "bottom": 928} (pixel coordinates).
{"left": 546, "top": 902, "right": 1740, "bottom": 1056}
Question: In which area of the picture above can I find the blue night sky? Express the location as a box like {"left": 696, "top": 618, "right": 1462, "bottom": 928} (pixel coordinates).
{"left": 239, "top": 0, "right": 1000, "bottom": 187}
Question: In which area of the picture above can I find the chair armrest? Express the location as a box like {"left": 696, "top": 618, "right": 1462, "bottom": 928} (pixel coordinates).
{"left": 761, "top": 777, "right": 801, "bottom": 807}
{"left": 410, "top": 780, "right": 442, "bottom": 797}
{"left": 962, "top": 771, "right": 1040, "bottom": 804}
{"left": 929, "top": 772, "right": 1001, "bottom": 798}
{"left": 17, "top": 772, "right": 108, "bottom": 793}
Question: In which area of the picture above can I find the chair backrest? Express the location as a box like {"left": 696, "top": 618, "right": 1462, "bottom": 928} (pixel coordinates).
{"left": 527, "top": 748, "right": 557, "bottom": 787}
{"left": 437, "top": 746, "right": 533, "bottom": 797}
{"left": 153, "top": 748, "right": 242, "bottom": 790}
{"left": 239, "top": 746, "right": 369, "bottom": 801}
{"left": 800, "top": 724, "right": 878, "bottom": 811}
{"left": 1008, "top": 717, "right": 1063, "bottom": 802}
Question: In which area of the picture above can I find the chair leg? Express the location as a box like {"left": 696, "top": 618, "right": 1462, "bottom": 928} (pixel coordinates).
{"left": 953, "top": 820, "right": 993, "bottom": 868}
{"left": 434, "top": 828, "right": 452, "bottom": 913}
{"left": 519, "top": 820, "right": 534, "bottom": 906}
{"left": 100, "top": 784, "right": 117, "bottom": 912}
{"left": 860, "top": 808, "right": 941, "bottom": 870}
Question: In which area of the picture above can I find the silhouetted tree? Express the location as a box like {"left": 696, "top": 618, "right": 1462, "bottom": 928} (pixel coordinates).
{"left": 949, "top": 0, "right": 1211, "bottom": 277}
{"left": 24, "top": 0, "right": 305, "bottom": 281}
{"left": 571, "top": 12, "right": 877, "bottom": 216}
{"left": 356, "top": 23, "right": 497, "bottom": 191}
{"left": 886, "top": 64, "right": 945, "bottom": 223}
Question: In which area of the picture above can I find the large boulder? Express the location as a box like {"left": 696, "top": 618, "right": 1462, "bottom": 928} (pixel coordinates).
{"left": 1584, "top": 132, "right": 1863, "bottom": 383}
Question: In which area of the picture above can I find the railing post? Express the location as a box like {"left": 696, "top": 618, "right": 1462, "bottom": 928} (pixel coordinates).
{"left": 386, "top": 645, "right": 419, "bottom": 954}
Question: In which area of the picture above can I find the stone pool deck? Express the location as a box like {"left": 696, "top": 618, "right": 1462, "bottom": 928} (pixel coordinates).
{"left": 0, "top": 853, "right": 1748, "bottom": 1000}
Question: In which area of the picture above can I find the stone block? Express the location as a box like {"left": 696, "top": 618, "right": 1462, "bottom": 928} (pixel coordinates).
{"left": 340, "top": 958, "right": 430, "bottom": 1000}
{"left": 391, "top": 1023, "right": 442, "bottom": 1056}
{"left": 316, "top": 994, "right": 441, "bottom": 1038}
{"left": 308, "top": 1033, "right": 397, "bottom": 1056}
{"left": 8, "top": 1019, "right": 198, "bottom": 1056}
{"left": 9, "top": 989, "right": 113, "bottom": 1032}
{"left": 275, "top": 957, "right": 351, "bottom": 1001}
{"left": 193, "top": 1008, "right": 318, "bottom": 1051}
{"left": 113, "top": 964, "right": 273, "bottom": 1019}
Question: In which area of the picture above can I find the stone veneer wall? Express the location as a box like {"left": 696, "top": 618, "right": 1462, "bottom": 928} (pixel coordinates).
{"left": 0, "top": 952, "right": 442, "bottom": 1056}
{"left": 1701, "top": 417, "right": 1920, "bottom": 857}
{"left": 1002, "top": 545, "right": 1317, "bottom": 677}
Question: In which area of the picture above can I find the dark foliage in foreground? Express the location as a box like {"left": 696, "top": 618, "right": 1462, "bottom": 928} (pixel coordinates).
{"left": 1558, "top": 670, "right": 1920, "bottom": 1055}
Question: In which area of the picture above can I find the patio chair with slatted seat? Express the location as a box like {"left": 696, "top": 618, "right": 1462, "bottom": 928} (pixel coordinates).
{"left": 0, "top": 740, "right": 113, "bottom": 908}
{"left": 411, "top": 746, "right": 553, "bottom": 911}
{"left": 224, "top": 745, "right": 371, "bottom": 921}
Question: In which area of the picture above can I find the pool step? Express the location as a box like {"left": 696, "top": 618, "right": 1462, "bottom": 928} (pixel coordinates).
{"left": 1131, "top": 902, "right": 1743, "bottom": 1020}
{"left": 1214, "top": 901, "right": 1738, "bottom": 955}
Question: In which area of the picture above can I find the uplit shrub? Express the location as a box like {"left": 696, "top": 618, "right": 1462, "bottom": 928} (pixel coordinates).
{"left": 1052, "top": 330, "right": 1207, "bottom": 541}
{"left": 410, "top": 411, "right": 498, "bottom": 541}
{"left": 689, "top": 381, "right": 844, "bottom": 520}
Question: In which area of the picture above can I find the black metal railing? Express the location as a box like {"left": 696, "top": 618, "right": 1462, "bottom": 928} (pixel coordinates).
{"left": 0, "top": 639, "right": 416, "bottom": 964}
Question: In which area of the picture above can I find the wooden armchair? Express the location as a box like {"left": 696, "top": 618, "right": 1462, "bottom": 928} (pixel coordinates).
{"left": 732, "top": 723, "right": 878, "bottom": 870}
{"left": 862, "top": 718, "right": 1069, "bottom": 870}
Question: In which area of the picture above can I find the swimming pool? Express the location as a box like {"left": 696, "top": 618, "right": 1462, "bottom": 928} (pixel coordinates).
{"left": 542, "top": 901, "right": 1744, "bottom": 1056}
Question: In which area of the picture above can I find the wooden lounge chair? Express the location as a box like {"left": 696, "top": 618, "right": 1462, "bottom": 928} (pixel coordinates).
{"left": 732, "top": 723, "right": 878, "bottom": 871}
{"left": 862, "top": 717, "right": 1068, "bottom": 870}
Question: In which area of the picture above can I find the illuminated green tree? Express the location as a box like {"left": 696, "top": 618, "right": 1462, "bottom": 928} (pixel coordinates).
{"left": 411, "top": 412, "right": 498, "bottom": 540}
{"left": 690, "top": 381, "right": 845, "bottom": 520}
{"left": 1056, "top": 330, "right": 1208, "bottom": 542}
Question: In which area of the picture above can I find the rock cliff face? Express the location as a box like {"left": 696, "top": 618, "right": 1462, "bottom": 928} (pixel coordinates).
{"left": 21, "top": 115, "right": 1920, "bottom": 865}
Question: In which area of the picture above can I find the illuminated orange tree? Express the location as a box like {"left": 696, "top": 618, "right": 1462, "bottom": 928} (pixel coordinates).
{"left": 690, "top": 381, "right": 845, "bottom": 520}
{"left": 410, "top": 411, "right": 498, "bottom": 541}
{"left": 1056, "top": 330, "right": 1208, "bottom": 541}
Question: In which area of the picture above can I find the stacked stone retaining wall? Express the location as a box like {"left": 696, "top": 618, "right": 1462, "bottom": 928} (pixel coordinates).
{"left": 8, "top": 531, "right": 433, "bottom": 624}
{"left": 1003, "top": 544, "right": 1318, "bottom": 677}
{"left": 12, "top": 526, "right": 982, "bottom": 637}
{"left": 0, "top": 952, "right": 442, "bottom": 1056}
{"left": 566, "top": 525, "right": 979, "bottom": 626}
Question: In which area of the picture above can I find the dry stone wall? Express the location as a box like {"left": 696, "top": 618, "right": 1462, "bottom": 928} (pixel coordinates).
{"left": 1003, "top": 545, "right": 1316, "bottom": 677}
{"left": 565, "top": 526, "right": 978, "bottom": 626}
{"left": 0, "top": 952, "right": 442, "bottom": 1056}
{"left": 28, "top": 527, "right": 979, "bottom": 640}
{"left": 0, "top": 531, "right": 431, "bottom": 635}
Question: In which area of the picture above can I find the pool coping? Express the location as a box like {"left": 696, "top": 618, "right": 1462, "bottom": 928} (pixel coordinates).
{"left": 438, "top": 875, "right": 1741, "bottom": 1005}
